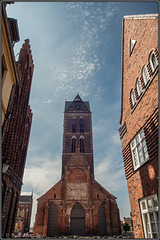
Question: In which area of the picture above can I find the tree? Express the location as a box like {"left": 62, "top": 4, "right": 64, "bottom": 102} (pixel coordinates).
{"left": 123, "top": 222, "right": 130, "bottom": 233}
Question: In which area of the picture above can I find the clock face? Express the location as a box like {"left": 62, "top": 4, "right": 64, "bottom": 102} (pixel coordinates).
{"left": 75, "top": 104, "right": 82, "bottom": 110}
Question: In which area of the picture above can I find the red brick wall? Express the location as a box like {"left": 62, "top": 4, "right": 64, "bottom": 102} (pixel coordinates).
{"left": 120, "top": 15, "right": 158, "bottom": 238}
{"left": 2, "top": 39, "right": 34, "bottom": 237}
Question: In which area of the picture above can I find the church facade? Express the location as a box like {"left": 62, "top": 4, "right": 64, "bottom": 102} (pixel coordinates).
{"left": 33, "top": 95, "right": 121, "bottom": 237}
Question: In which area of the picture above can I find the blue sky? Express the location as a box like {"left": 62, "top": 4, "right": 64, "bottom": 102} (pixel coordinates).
{"left": 6, "top": 1, "right": 158, "bottom": 228}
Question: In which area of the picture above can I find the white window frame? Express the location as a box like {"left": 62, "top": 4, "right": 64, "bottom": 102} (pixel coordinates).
{"left": 142, "top": 65, "right": 150, "bottom": 85}
{"left": 140, "top": 194, "right": 158, "bottom": 238}
{"left": 130, "top": 129, "right": 149, "bottom": 170}
{"left": 149, "top": 51, "right": 158, "bottom": 73}
{"left": 130, "top": 89, "right": 136, "bottom": 107}
{"left": 136, "top": 78, "right": 142, "bottom": 97}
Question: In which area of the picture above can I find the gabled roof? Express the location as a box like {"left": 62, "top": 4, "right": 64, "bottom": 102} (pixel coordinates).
{"left": 64, "top": 94, "right": 90, "bottom": 112}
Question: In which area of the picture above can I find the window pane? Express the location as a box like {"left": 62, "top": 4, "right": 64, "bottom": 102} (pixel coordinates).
{"left": 155, "top": 212, "right": 158, "bottom": 224}
{"left": 144, "top": 213, "right": 151, "bottom": 235}
{"left": 139, "top": 155, "right": 143, "bottom": 164}
{"left": 144, "top": 152, "right": 149, "bottom": 160}
{"left": 140, "top": 131, "right": 144, "bottom": 139}
{"left": 151, "top": 223, "right": 156, "bottom": 232}
{"left": 133, "top": 149, "right": 138, "bottom": 166}
{"left": 131, "top": 140, "right": 135, "bottom": 148}
{"left": 153, "top": 233, "right": 158, "bottom": 238}
{"left": 149, "top": 213, "right": 154, "bottom": 222}
{"left": 136, "top": 136, "right": 140, "bottom": 144}
{"left": 153, "top": 196, "right": 158, "bottom": 208}
{"left": 147, "top": 199, "right": 153, "bottom": 209}
{"left": 142, "top": 201, "right": 147, "bottom": 210}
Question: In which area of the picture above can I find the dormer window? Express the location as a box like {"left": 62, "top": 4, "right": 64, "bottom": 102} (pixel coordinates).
{"left": 72, "top": 117, "right": 76, "bottom": 133}
{"left": 130, "top": 89, "right": 136, "bottom": 107}
{"left": 142, "top": 65, "right": 150, "bottom": 85}
{"left": 136, "top": 78, "right": 142, "bottom": 97}
{"left": 149, "top": 51, "right": 158, "bottom": 73}
{"left": 80, "top": 117, "right": 84, "bottom": 133}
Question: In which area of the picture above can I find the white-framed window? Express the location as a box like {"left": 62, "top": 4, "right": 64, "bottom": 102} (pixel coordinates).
{"left": 140, "top": 194, "right": 159, "bottom": 238}
{"left": 136, "top": 78, "right": 142, "bottom": 97}
{"left": 130, "top": 89, "right": 136, "bottom": 107}
{"left": 130, "top": 130, "right": 149, "bottom": 170}
{"left": 142, "top": 65, "right": 150, "bottom": 85}
{"left": 149, "top": 51, "right": 159, "bottom": 73}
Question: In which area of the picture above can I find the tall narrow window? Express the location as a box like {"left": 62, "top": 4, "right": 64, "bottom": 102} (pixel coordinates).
{"left": 80, "top": 136, "right": 84, "bottom": 153}
{"left": 130, "top": 130, "right": 149, "bottom": 170}
{"left": 72, "top": 117, "right": 76, "bottom": 133}
{"left": 142, "top": 65, "right": 150, "bottom": 85}
{"left": 149, "top": 51, "right": 158, "bottom": 73}
{"left": 140, "top": 194, "right": 158, "bottom": 238}
{"left": 130, "top": 89, "right": 136, "bottom": 107}
{"left": 71, "top": 136, "right": 76, "bottom": 153}
{"left": 80, "top": 117, "right": 84, "bottom": 133}
{"left": 136, "top": 78, "right": 142, "bottom": 97}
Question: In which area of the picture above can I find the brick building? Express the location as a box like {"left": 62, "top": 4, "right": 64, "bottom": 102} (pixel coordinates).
{"left": 2, "top": 2, "right": 20, "bottom": 125}
{"left": 119, "top": 14, "right": 158, "bottom": 238}
{"left": 15, "top": 194, "right": 33, "bottom": 234}
{"left": 34, "top": 94, "right": 121, "bottom": 237}
{"left": 2, "top": 5, "right": 34, "bottom": 235}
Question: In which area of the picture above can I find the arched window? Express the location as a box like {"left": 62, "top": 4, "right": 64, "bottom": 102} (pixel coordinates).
{"left": 98, "top": 202, "right": 106, "bottom": 235}
{"left": 80, "top": 136, "right": 84, "bottom": 153}
{"left": 80, "top": 117, "right": 84, "bottom": 133}
{"left": 72, "top": 117, "right": 76, "bottom": 133}
{"left": 70, "top": 203, "right": 85, "bottom": 236}
{"left": 130, "top": 89, "right": 136, "bottom": 107}
{"left": 71, "top": 136, "right": 76, "bottom": 153}
{"left": 47, "top": 202, "right": 57, "bottom": 237}
{"left": 136, "top": 78, "right": 142, "bottom": 97}
{"left": 142, "top": 65, "right": 150, "bottom": 85}
{"left": 149, "top": 51, "right": 158, "bottom": 73}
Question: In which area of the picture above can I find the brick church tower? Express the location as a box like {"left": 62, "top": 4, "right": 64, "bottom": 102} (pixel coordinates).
{"left": 34, "top": 94, "right": 121, "bottom": 237}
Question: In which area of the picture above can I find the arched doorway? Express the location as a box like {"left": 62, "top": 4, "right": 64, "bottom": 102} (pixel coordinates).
{"left": 98, "top": 202, "right": 106, "bottom": 235}
{"left": 70, "top": 203, "right": 85, "bottom": 236}
{"left": 47, "top": 202, "right": 57, "bottom": 237}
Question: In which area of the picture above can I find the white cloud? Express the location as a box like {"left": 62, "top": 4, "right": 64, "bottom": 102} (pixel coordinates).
{"left": 23, "top": 155, "right": 61, "bottom": 194}
{"left": 95, "top": 155, "right": 125, "bottom": 193}
{"left": 49, "top": 2, "right": 119, "bottom": 100}
{"left": 43, "top": 99, "right": 52, "bottom": 104}
{"left": 93, "top": 118, "right": 109, "bottom": 134}
{"left": 111, "top": 131, "right": 121, "bottom": 146}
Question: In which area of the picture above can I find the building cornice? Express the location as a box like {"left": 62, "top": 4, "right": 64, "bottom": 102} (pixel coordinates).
{"left": 123, "top": 14, "right": 158, "bottom": 20}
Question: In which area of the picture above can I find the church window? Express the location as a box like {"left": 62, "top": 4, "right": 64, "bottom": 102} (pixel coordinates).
{"left": 71, "top": 136, "right": 76, "bottom": 153}
{"left": 80, "top": 136, "right": 84, "bottom": 153}
{"left": 97, "top": 194, "right": 99, "bottom": 199}
{"left": 72, "top": 117, "right": 76, "bottom": 133}
{"left": 130, "top": 130, "right": 149, "bottom": 170}
{"left": 130, "top": 89, "right": 136, "bottom": 107}
{"left": 136, "top": 78, "right": 142, "bottom": 97}
{"left": 54, "top": 194, "right": 56, "bottom": 199}
{"left": 142, "top": 65, "right": 150, "bottom": 85}
{"left": 149, "top": 51, "right": 158, "bottom": 73}
{"left": 140, "top": 194, "right": 158, "bottom": 238}
{"left": 80, "top": 117, "right": 84, "bottom": 133}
